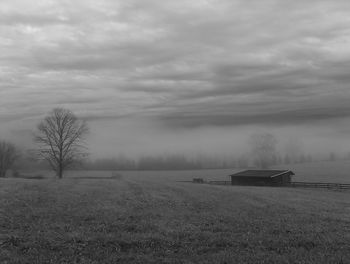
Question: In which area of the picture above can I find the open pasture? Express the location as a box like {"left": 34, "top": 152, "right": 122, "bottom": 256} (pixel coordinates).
{"left": 14, "top": 160, "right": 350, "bottom": 184}
{"left": 1, "top": 171, "right": 350, "bottom": 263}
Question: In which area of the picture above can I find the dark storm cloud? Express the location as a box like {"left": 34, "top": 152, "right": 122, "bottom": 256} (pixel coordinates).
{"left": 1, "top": 0, "right": 350, "bottom": 129}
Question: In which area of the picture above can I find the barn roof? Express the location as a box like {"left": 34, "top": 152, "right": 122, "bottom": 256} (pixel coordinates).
{"left": 230, "top": 170, "right": 294, "bottom": 178}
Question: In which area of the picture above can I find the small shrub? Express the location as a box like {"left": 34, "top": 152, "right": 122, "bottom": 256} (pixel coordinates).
{"left": 111, "top": 172, "right": 123, "bottom": 180}
{"left": 29, "top": 174, "right": 44, "bottom": 179}
{"left": 19, "top": 173, "right": 45, "bottom": 179}
{"left": 193, "top": 178, "right": 204, "bottom": 183}
{"left": 12, "top": 170, "right": 21, "bottom": 178}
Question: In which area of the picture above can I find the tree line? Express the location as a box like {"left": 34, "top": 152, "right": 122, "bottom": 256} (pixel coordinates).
{"left": 0, "top": 108, "right": 349, "bottom": 178}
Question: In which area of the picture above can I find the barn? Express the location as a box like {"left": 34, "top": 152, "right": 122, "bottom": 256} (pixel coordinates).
{"left": 230, "top": 170, "right": 294, "bottom": 186}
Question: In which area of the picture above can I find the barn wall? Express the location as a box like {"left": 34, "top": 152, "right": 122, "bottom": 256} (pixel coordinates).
{"left": 231, "top": 173, "right": 292, "bottom": 186}
{"left": 271, "top": 173, "right": 292, "bottom": 185}
{"left": 231, "top": 176, "right": 273, "bottom": 186}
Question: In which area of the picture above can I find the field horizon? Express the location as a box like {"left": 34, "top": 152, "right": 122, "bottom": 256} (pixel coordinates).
{"left": 1, "top": 166, "right": 350, "bottom": 263}
{"left": 12, "top": 159, "right": 350, "bottom": 184}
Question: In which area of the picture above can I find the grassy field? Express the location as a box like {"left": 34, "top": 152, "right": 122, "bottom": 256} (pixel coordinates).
{"left": 120, "top": 159, "right": 350, "bottom": 183}
{"left": 15, "top": 159, "right": 350, "bottom": 183}
{"left": 1, "top": 171, "right": 350, "bottom": 263}
{"left": 275, "top": 160, "right": 350, "bottom": 183}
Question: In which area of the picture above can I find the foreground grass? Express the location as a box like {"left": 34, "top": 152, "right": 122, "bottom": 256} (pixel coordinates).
{"left": 0, "top": 176, "right": 350, "bottom": 264}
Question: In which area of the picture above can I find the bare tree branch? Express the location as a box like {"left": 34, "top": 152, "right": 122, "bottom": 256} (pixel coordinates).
{"left": 249, "top": 133, "right": 277, "bottom": 169}
{"left": 0, "top": 141, "right": 19, "bottom": 177}
{"left": 34, "top": 108, "right": 89, "bottom": 178}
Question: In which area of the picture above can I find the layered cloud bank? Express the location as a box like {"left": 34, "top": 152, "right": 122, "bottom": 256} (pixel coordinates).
{"left": 1, "top": 0, "right": 350, "bottom": 156}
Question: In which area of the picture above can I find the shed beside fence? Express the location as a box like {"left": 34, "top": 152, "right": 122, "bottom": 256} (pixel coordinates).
{"left": 230, "top": 170, "right": 294, "bottom": 186}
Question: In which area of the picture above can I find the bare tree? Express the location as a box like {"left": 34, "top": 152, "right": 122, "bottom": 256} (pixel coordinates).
{"left": 35, "top": 108, "right": 89, "bottom": 178}
{"left": 249, "top": 133, "right": 277, "bottom": 169}
{"left": 284, "top": 137, "right": 303, "bottom": 164}
{"left": 0, "top": 141, "right": 19, "bottom": 177}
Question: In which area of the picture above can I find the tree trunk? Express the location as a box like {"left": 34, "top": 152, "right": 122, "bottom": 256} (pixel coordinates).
{"left": 0, "top": 169, "right": 7, "bottom": 177}
{"left": 57, "top": 164, "right": 63, "bottom": 179}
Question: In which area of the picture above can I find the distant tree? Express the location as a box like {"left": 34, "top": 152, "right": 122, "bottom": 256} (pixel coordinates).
{"left": 277, "top": 154, "right": 283, "bottom": 165}
{"left": 271, "top": 153, "right": 278, "bottom": 165}
{"left": 299, "top": 154, "right": 306, "bottom": 163}
{"left": 249, "top": 133, "right": 277, "bottom": 169}
{"left": 136, "top": 154, "right": 200, "bottom": 170}
{"left": 329, "top": 152, "right": 336, "bottom": 162}
{"left": 284, "top": 137, "right": 303, "bottom": 163}
{"left": 222, "top": 160, "right": 227, "bottom": 169}
{"left": 237, "top": 155, "right": 249, "bottom": 168}
{"left": 306, "top": 154, "right": 313, "bottom": 163}
{"left": 0, "top": 141, "right": 19, "bottom": 177}
{"left": 284, "top": 154, "right": 290, "bottom": 164}
{"left": 346, "top": 152, "right": 350, "bottom": 160}
{"left": 230, "top": 158, "right": 237, "bottom": 168}
{"left": 35, "top": 108, "right": 89, "bottom": 178}
{"left": 253, "top": 158, "right": 260, "bottom": 168}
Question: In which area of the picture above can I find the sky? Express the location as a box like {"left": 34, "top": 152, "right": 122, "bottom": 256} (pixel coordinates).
{"left": 1, "top": 0, "right": 350, "bottom": 158}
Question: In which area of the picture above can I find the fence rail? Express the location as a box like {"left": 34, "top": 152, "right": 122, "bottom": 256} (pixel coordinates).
{"left": 288, "top": 181, "right": 350, "bottom": 189}
{"left": 179, "top": 180, "right": 350, "bottom": 190}
{"left": 208, "top": 180, "right": 231, "bottom": 185}
{"left": 206, "top": 180, "right": 350, "bottom": 190}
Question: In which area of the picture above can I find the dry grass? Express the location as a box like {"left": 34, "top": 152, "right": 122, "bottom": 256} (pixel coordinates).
{"left": 1, "top": 173, "right": 350, "bottom": 263}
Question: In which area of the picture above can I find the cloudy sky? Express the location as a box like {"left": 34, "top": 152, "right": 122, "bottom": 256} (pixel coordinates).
{"left": 1, "top": 0, "right": 350, "bottom": 157}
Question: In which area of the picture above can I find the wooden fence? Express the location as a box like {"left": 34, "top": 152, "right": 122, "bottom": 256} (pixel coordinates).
{"left": 206, "top": 181, "right": 350, "bottom": 190}
{"left": 208, "top": 180, "right": 231, "bottom": 185}
{"left": 288, "top": 181, "right": 350, "bottom": 190}
{"left": 178, "top": 180, "right": 350, "bottom": 190}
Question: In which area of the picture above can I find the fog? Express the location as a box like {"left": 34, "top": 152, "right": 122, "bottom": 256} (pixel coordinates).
{"left": 1, "top": 0, "right": 350, "bottom": 166}
{"left": 68, "top": 116, "right": 350, "bottom": 160}
{"left": 2, "top": 107, "right": 350, "bottom": 167}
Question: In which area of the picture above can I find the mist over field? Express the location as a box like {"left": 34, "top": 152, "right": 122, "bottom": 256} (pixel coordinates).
{"left": 4, "top": 116, "right": 350, "bottom": 162}
{"left": 87, "top": 118, "right": 350, "bottom": 159}
{"left": 1, "top": 1, "right": 350, "bottom": 263}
